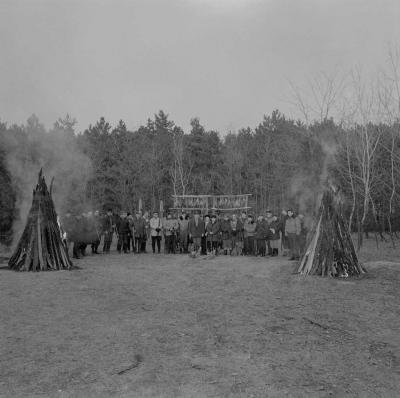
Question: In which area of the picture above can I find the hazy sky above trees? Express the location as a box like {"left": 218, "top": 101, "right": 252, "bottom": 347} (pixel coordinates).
{"left": 1, "top": 0, "right": 399, "bottom": 133}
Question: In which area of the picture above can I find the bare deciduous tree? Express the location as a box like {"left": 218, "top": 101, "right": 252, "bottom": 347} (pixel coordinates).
{"left": 169, "top": 128, "right": 193, "bottom": 197}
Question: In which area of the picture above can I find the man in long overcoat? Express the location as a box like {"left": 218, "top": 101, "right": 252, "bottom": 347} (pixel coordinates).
{"left": 133, "top": 210, "right": 146, "bottom": 253}
{"left": 188, "top": 211, "right": 205, "bottom": 253}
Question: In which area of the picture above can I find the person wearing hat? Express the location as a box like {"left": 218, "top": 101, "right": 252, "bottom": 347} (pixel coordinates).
{"left": 285, "top": 209, "right": 301, "bottom": 260}
{"left": 150, "top": 211, "right": 163, "bottom": 253}
{"left": 280, "top": 209, "right": 289, "bottom": 256}
{"left": 164, "top": 212, "right": 179, "bottom": 254}
{"left": 230, "top": 214, "right": 244, "bottom": 255}
{"left": 116, "top": 211, "right": 130, "bottom": 254}
{"left": 126, "top": 212, "right": 135, "bottom": 252}
{"left": 206, "top": 214, "right": 221, "bottom": 254}
{"left": 269, "top": 215, "right": 282, "bottom": 256}
{"left": 243, "top": 214, "right": 256, "bottom": 255}
{"left": 220, "top": 214, "right": 232, "bottom": 255}
{"left": 133, "top": 210, "right": 146, "bottom": 253}
{"left": 188, "top": 210, "right": 205, "bottom": 254}
{"left": 142, "top": 211, "right": 150, "bottom": 253}
{"left": 178, "top": 214, "right": 189, "bottom": 253}
{"left": 102, "top": 209, "right": 114, "bottom": 253}
{"left": 255, "top": 215, "right": 267, "bottom": 256}
{"left": 240, "top": 212, "right": 247, "bottom": 225}
{"left": 202, "top": 215, "right": 211, "bottom": 254}
{"left": 265, "top": 210, "right": 274, "bottom": 256}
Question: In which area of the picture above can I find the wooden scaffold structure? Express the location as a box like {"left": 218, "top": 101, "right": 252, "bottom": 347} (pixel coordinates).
{"left": 171, "top": 194, "right": 251, "bottom": 214}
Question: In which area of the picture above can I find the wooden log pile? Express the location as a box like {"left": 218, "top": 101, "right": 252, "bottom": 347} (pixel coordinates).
{"left": 8, "top": 170, "right": 72, "bottom": 271}
{"left": 298, "top": 189, "right": 366, "bottom": 277}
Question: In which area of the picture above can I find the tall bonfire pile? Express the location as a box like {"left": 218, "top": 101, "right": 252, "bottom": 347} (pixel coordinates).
{"left": 9, "top": 170, "right": 72, "bottom": 271}
{"left": 298, "top": 188, "right": 366, "bottom": 277}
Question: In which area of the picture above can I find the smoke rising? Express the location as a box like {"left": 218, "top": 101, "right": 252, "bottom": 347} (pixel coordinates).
{"left": 289, "top": 133, "right": 338, "bottom": 215}
{"left": 0, "top": 114, "right": 92, "bottom": 247}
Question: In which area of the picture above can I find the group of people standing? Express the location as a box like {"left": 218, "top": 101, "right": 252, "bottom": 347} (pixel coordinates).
{"left": 177, "top": 209, "right": 307, "bottom": 259}
{"left": 62, "top": 208, "right": 308, "bottom": 260}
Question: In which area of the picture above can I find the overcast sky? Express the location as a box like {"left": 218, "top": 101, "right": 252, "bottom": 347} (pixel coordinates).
{"left": 1, "top": 0, "right": 399, "bottom": 133}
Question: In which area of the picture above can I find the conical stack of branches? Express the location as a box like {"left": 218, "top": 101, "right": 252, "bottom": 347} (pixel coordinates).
{"left": 298, "top": 188, "right": 366, "bottom": 277}
{"left": 8, "top": 170, "right": 72, "bottom": 271}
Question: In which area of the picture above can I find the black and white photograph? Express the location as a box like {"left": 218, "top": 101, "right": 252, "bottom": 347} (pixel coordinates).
{"left": 1, "top": 0, "right": 400, "bottom": 397}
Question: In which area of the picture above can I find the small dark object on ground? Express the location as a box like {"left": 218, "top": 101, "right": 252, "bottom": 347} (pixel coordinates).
{"left": 115, "top": 354, "right": 143, "bottom": 375}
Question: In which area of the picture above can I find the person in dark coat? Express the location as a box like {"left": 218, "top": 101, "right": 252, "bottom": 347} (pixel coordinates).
{"left": 220, "top": 215, "right": 232, "bottom": 255}
{"left": 280, "top": 210, "right": 289, "bottom": 256}
{"left": 178, "top": 214, "right": 189, "bottom": 253}
{"left": 142, "top": 212, "right": 150, "bottom": 253}
{"left": 102, "top": 209, "right": 114, "bottom": 253}
{"left": 116, "top": 211, "right": 130, "bottom": 253}
{"left": 188, "top": 211, "right": 205, "bottom": 253}
{"left": 80, "top": 213, "right": 92, "bottom": 257}
{"left": 132, "top": 210, "right": 146, "bottom": 253}
{"left": 126, "top": 213, "right": 134, "bottom": 252}
{"left": 163, "top": 212, "right": 179, "bottom": 254}
{"left": 71, "top": 214, "right": 88, "bottom": 258}
{"left": 243, "top": 215, "right": 256, "bottom": 255}
{"left": 71, "top": 215, "right": 83, "bottom": 259}
{"left": 206, "top": 214, "right": 221, "bottom": 254}
{"left": 230, "top": 214, "right": 244, "bottom": 254}
{"left": 297, "top": 214, "right": 308, "bottom": 257}
{"left": 87, "top": 210, "right": 101, "bottom": 254}
{"left": 269, "top": 215, "right": 282, "bottom": 256}
{"left": 255, "top": 215, "right": 267, "bottom": 256}
{"left": 202, "top": 215, "right": 211, "bottom": 254}
{"left": 264, "top": 210, "right": 274, "bottom": 256}
{"left": 91, "top": 210, "right": 102, "bottom": 254}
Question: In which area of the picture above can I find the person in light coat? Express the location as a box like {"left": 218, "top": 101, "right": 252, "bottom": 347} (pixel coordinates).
{"left": 150, "top": 212, "right": 163, "bottom": 253}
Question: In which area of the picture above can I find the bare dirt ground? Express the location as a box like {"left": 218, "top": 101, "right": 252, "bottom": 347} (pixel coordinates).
{"left": 1, "top": 239, "right": 400, "bottom": 398}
